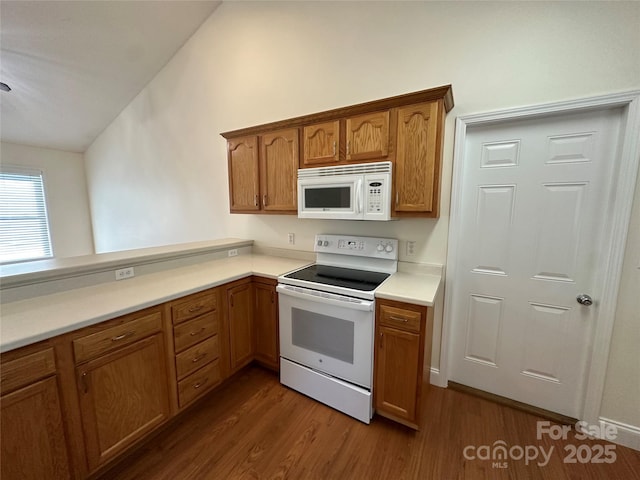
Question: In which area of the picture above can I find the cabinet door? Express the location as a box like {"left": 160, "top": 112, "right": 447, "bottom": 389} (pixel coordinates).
{"left": 76, "top": 335, "right": 169, "bottom": 471}
{"left": 228, "top": 136, "right": 260, "bottom": 212}
{"left": 346, "top": 111, "right": 389, "bottom": 162}
{"left": 1, "top": 377, "right": 71, "bottom": 480}
{"left": 374, "top": 325, "right": 420, "bottom": 426}
{"left": 254, "top": 281, "right": 278, "bottom": 370}
{"left": 260, "top": 128, "right": 299, "bottom": 212}
{"left": 227, "top": 282, "right": 254, "bottom": 372}
{"left": 302, "top": 121, "right": 340, "bottom": 166}
{"left": 394, "top": 101, "right": 440, "bottom": 215}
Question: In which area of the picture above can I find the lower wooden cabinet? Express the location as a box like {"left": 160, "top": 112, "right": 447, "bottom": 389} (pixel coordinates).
{"left": 253, "top": 277, "right": 279, "bottom": 371}
{"left": 374, "top": 298, "right": 433, "bottom": 430}
{"left": 1, "top": 349, "right": 71, "bottom": 480}
{"left": 227, "top": 279, "right": 255, "bottom": 373}
{"left": 75, "top": 334, "right": 170, "bottom": 471}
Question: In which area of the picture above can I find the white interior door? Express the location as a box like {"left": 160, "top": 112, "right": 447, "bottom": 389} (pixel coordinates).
{"left": 448, "top": 107, "right": 624, "bottom": 418}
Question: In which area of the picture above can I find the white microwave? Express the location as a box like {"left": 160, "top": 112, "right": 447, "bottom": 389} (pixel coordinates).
{"left": 298, "top": 162, "right": 392, "bottom": 221}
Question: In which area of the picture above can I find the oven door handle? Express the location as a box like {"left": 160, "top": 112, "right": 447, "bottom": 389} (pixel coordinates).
{"left": 276, "top": 284, "right": 374, "bottom": 312}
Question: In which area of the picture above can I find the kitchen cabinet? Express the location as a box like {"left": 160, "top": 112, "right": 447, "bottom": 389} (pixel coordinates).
{"left": 302, "top": 120, "right": 340, "bottom": 166}
{"left": 374, "top": 298, "right": 433, "bottom": 429}
{"left": 227, "top": 129, "right": 298, "bottom": 214}
{"left": 73, "top": 308, "right": 169, "bottom": 471}
{"left": 253, "top": 277, "right": 279, "bottom": 371}
{"left": 228, "top": 135, "right": 260, "bottom": 212}
{"left": 393, "top": 101, "right": 443, "bottom": 217}
{"left": 259, "top": 128, "right": 299, "bottom": 212}
{"left": 166, "top": 288, "right": 224, "bottom": 412}
{"left": 222, "top": 85, "right": 452, "bottom": 218}
{"left": 0, "top": 345, "right": 71, "bottom": 480}
{"left": 226, "top": 278, "right": 255, "bottom": 373}
{"left": 301, "top": 112, "right": 389, "bottom": 167}
{"left": 345, "top": 110, "right": 390, "bottom": 162}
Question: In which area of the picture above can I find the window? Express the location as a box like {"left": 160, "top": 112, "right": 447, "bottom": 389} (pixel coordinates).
{"left": 0, "top": 167, "right": 53, "bottom": 263}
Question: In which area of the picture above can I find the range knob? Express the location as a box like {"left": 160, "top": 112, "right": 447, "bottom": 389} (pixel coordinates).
{"left": 385, "top": 244, "right": 394, "bottom": 253}
{"left": 323, "top": 240, "right": 329, "bottom": 247}
{"left": 377, "top": 244, "right": 385, "bottom": 252}
{"left": 317, "top": 240, "right": 323, "bottom": 246}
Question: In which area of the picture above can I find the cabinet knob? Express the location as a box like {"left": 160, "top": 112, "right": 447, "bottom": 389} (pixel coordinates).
{"left": 263, "top": 194, "right": 268, "bottom": 207}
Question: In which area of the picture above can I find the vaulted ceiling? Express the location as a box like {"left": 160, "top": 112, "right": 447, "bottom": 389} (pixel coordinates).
{"left": 0, "top": 0, "right": 221, "bottom": 153}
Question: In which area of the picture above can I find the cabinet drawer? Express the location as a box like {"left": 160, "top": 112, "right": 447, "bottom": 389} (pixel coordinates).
{"left": 379, "top": 304, "right": 422, "bottom": 333}
{"left": 172, "top": 291, "right": 217, "bottom": 325}
{"left": 175, "top": 335, "right": 220, "bottom": 380}
{"left": 178, "top": 359, "right": 221, "bottom": 408}
{"left": 73, "top": 311, "right": 162, "bottom": 364}
{"left": 173, "top": 312, "right": 218, "bottom": 353}
{"left": 1, "top": 348, "right": 56, "bottom": 394}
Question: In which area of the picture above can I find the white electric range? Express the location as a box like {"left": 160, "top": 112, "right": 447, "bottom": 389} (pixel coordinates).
{"left": 277, "top": 234, "right": 398, "bottom": 423}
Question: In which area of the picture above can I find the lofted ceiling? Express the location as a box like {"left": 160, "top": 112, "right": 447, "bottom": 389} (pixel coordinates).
{"left": 0, "top": 0, "right": 221, "bottom": 153}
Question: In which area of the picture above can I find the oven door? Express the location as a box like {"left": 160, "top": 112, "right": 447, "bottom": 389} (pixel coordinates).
{"left": 277, "top": 284, "right": 374, "bottom": 389}
{"left": 297, "top": 174, "right": 363, "bottom": 220}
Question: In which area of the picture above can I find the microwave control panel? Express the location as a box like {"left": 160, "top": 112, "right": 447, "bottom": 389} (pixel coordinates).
{"left": 366, "top": 180, "right": 384, "bottom": 213}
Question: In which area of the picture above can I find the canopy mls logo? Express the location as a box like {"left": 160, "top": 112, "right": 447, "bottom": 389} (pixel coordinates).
{"left": 463, "top": 421, "right": 618, "bottom": 469}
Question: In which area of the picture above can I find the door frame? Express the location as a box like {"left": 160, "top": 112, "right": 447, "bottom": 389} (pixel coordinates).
{"left": 441, "top": 90, "right": 640, "bottom": 428}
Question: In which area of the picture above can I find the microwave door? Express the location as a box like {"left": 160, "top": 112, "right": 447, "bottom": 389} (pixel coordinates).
{"left": 298, "top": 175, "right": 362, "bottom": 220}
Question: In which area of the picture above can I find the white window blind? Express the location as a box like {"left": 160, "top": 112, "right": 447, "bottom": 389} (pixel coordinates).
{"left": 0, "top": 167, "right": 53, "bottom": 263}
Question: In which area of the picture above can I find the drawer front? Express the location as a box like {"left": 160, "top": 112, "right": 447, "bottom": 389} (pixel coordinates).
{"left": 175, "top": 335, "right": 220, "bottom": 380}
{"left": 1, "top": 348, "right": 56, "bottom": 394}
{"left": 172, "top": 291, "right": 217, "bottom": 325}
{"left": 73, "top": 311, "right": 163, "bottom": 364}
{"left": 173, "top": 312, "right": 218, "bottom": 353}
{"left": 379, "top": 304, "right": 422, "bottom": 333}
{"left": 178, "top": 359, "right": 221, "bottom": 408}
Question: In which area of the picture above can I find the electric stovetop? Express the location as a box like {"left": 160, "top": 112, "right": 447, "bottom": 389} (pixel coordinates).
{"left": 282, "top": 264, "right": 390, "bottom": 292}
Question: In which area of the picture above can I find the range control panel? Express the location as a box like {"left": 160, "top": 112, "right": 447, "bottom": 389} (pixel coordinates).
{"left": 314, "top": 234, "right": 398, "bottom": 260}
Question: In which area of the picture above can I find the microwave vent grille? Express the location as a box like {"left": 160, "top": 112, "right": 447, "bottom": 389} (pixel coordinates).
{"left": 298, "top": 161, "right": 392, "bottom": 178}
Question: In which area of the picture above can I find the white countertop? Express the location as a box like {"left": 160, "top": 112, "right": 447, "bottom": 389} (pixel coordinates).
{"left": 0, "top": 254, "right": 310, "bottom": 353}
{"left": 0, "top": 254, "right": 442, "bottom": 353}
{"left": 376, "top": 271, "right": 441, "bottom": 306}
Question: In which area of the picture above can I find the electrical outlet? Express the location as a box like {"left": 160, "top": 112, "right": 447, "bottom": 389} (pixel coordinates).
{"left": 406, "top": 241, "right": 416, "bottom": 257}
{"left": 115, "top": 266, "right": 135, "bottom": 280}
{"left": 228, "top": 249, "right": 238, "bottom": 257}
{"left": 288, "top": 233, "right": 295, "bottom": 245}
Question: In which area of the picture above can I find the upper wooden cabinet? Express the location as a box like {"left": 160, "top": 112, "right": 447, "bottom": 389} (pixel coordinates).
{"left": 227, "top": 129, "right": 298, "bottom": 214}
{"left": 228, "top": 136, "right": 260, "bottom": 212}
{"left": 222, "top": 84, "right": 453, "bottom": 217}
{"left": 345, "top": 111, "right": 389, "bottom": 162}
{"left": 260, "top": 128, "right": 299, "bottom": 212}
{"left": 393, "top": 101, "right": 442, "bottom": 217}
{"left": 302, "top": 120, "right": 340, "bottom": 166}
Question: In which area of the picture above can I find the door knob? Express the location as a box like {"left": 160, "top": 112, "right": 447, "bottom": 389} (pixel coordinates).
{"left": 576, "top": 294, "right": 593, "bottom": 306}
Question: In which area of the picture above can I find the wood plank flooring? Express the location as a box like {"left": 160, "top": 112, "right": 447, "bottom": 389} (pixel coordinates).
{"left": 100, "top": 366, "right": 640, "bottom": 480}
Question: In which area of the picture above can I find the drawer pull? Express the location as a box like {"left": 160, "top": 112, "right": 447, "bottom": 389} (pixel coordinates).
{"left": 111, "top": 331, "right": 135, "bottom": 342}
{"left": 193, "top": 377, "right": 209, "bottom": 390}
{"left": 389, "top": 316, "right": 409, "bottom": 323}
{"left": 192, "top": 353, "right": 207, "bottom": 363}
{"left": 188, "top": 305, "right": 204, "bottom": 313}
{"left": 190, "top": 327, "right": 206, "bottom": 337}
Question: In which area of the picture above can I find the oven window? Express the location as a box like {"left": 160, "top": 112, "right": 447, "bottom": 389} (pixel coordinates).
{"left": 304, "top": 187, "right": 351, "bottom": 208}
{"left": 291, "top": 307, "right": 354, "bottom": 364}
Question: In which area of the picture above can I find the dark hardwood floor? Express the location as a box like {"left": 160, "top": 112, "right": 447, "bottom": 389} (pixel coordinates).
{"left": 100, "top": 366, "right": 640, "bottom": 480}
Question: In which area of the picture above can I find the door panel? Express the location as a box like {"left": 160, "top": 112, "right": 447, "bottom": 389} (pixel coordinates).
{"left": 450, "top": 107, "right": 623, "bottom": 417}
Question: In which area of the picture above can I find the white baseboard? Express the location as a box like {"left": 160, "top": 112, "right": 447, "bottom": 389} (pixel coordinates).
{"left": 430, "top": 367, "right": 447, "bottom": 388}
{"left": 599, "top": 417, "right": 640, "bottom": 451}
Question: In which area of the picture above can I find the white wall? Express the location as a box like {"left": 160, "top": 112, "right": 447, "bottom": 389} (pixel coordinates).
{"left": 85, "top": 2, "right": 640, "bottom": 429}
{"left": 1, "top": 142, "right": 94, "bottom": 258}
